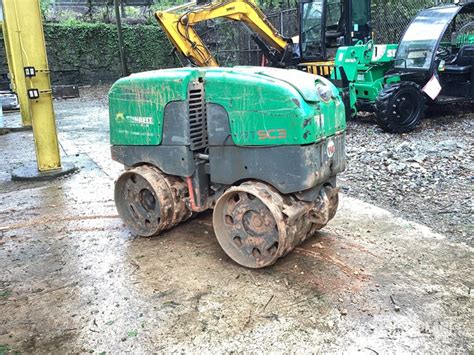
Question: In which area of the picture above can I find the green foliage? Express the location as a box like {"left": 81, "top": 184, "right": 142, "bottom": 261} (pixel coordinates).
{"left": 255, "top": 0, "right": 298, "bottom": 9}
{"left": 125, "top": 7, "right": 140, "bottom": 17}
{"left": 40, "top": 0, "right": 54, "bottom": 20}
{"left": 58, "top": 15, "right": 84, "bottom": 26}
{"left": 150, "top": 0, "right": 187, "bottom": 12}
{"left": 43, "top": 22, "right": 178, "bottom": 84}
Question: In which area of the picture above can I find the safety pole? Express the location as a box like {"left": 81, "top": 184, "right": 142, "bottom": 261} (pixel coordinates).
{"left": 2, "top": 0, "right": 75, "bottom": 180}
{"left": 0, "top": 15, "right": 32, "bottom": 126}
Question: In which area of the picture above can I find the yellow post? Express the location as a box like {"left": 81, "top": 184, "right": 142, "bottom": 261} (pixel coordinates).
{"left": 0, "top": 15, "right": 32, "bottom": 126}
{"left": 2, "top": 0, "right": 61, "bottom": 171}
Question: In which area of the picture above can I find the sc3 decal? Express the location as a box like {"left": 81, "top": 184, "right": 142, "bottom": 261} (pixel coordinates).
{"left": 257, "top": 129, "right": 287, "bottom": 140}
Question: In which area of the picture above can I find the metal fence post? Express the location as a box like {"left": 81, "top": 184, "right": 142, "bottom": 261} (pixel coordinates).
{"left": 115, "top": 0, "right": 129, "bottom": 77}
{"left": 280, "top": 11, "right": 284, "bottom": 35}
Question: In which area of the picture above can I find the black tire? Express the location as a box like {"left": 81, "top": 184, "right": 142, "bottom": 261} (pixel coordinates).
{"left": 375, "top": 81, "right": 425, "bottom": 133}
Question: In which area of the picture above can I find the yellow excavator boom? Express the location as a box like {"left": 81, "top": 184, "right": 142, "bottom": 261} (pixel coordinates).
{"left": 155, "top": 0, "right": 292, "bottom": 67}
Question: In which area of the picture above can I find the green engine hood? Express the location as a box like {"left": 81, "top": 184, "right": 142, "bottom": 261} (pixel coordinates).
{"left": 109, "top": 67, "right": 346, "bottom": 147}
{"left": 232, "top": 66, "right": 322, "bottom": 102}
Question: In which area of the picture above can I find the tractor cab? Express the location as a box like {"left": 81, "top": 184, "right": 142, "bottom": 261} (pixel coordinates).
{"left": 299, "top": 0, "right": 372, "bottom": 62}
{"left": 393, "top": 2, "right": 474, "bottom": 100}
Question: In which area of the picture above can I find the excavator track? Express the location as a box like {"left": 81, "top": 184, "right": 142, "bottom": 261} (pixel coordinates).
{"left": 114, "top": 165, "right": 191, "bottom": 237}
{"left": 213, "top": 181, "right": 339, "bottom": 268}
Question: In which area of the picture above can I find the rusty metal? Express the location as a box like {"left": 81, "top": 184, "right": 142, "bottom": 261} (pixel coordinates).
{"left": 185, "top": 176, "right": 208, "bottom": 212}
{"left": 212, "top": 181, "right": 340, "bottom": 268}
{"left": 307, "top": 185, "right": 340, "bottom": 231}
{"left": 114, "top": 165, "right": 191, "bottom": 237}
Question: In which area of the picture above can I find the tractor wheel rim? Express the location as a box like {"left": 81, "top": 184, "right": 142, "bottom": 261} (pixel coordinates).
{"left": 394, "top": 92, "right": 419, "bottom": 126}
{"left": 139, "top": 188, "right": 157, "bottom": 212}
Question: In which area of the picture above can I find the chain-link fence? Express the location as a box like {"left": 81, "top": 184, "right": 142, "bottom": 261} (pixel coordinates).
{"left": 196, "top": 0, "right": 459, "bottom": 66}
{"left": 50, "top": 0, "right": 464, "bottom": 66}
{"left": 371, "top": 0, "right": 456, "bottom": 43}
{"left": 203, "top": 8, "right": 298, "bottom": 66}
{"left": 54, "top": 0, "right": 153, "bottom": 5}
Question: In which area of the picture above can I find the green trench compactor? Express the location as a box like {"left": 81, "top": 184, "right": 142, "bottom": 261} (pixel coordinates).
{"left": 109, "top": 66, "right": 346, "bottom": 268}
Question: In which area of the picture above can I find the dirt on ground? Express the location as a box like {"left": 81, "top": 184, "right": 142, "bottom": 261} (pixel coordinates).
{"left": 0, "top": 86, "right": 472, "bottom": 353}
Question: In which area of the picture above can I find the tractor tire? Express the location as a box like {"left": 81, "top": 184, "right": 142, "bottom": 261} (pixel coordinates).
{"left": 375, "top": 81, "right": 425, "bottom": 133}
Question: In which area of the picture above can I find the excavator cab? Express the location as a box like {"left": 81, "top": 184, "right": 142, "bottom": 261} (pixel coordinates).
{"left": 299, "top": 0, "right": 372, "bottom": 63}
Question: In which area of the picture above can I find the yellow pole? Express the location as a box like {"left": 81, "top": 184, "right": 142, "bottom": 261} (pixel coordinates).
{"left": 0, "top": 20, "right": 32, "bottom": 126}
{"left": 2, "top": 0, "right": 61, "bottom": 171}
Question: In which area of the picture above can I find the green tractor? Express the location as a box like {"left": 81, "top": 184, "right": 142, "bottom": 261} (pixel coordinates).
{"left": 330, "top": 40, "right": 398, "bottom": 119}
{"left": 334, "top": 1, "right": 474, "bottom": 133}
{"left": 109, "top": 66, "right": 346, "bottom": 268}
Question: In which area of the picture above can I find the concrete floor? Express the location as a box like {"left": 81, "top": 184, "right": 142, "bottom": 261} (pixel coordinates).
{"left": 0, "top": 94, "right": 472, "bottom": 353}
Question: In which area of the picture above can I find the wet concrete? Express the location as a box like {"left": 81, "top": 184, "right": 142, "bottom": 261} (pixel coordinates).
{"left": 0, "top": 93, "right": 473, "bottom": 353}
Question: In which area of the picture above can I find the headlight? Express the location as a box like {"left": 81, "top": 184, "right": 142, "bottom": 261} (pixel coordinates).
{"left": 316, "top": 84, "right": 332, "bottom": 103}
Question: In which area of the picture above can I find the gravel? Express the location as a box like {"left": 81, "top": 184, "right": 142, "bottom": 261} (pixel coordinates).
{"left": 340, "top": 104, "right": 473, "bottom": 245}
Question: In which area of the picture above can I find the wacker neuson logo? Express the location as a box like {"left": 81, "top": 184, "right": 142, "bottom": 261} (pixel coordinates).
{"left": 116, "top": 112, "right": 153, "bottom": 126}
{"left": 129, "top": 116, "right": 153, "bottom": 126}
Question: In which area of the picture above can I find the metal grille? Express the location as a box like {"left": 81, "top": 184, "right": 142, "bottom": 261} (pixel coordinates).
{"left": 188, "top": 80, "right": 208, "bottom": 151}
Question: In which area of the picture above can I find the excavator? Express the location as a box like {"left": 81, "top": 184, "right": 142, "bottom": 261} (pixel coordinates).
{"left": 155, "top": 0, "right": 294, "bottom": 67}
{"left": 155, "top": 0, "right": 372, "bottom": 72}
{"left": 155, "top": 0, "right": 372, "bottom": 118}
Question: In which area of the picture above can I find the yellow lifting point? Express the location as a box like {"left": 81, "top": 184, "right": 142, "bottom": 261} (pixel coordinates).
{"left": 2, "top": 0, "right": 61, "bottom": 172}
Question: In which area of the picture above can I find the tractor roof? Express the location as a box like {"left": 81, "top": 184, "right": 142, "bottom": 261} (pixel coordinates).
{"left": 429, "top": 1, "right": 474, "bottom": 14}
